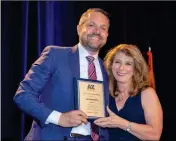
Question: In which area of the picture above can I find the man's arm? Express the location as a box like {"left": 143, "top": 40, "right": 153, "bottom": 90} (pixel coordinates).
{"left": 45, "top": 110, "right": 62, "bottom": 125}
{"left": 13, "top": 46, "right": 56, "bottom": 127}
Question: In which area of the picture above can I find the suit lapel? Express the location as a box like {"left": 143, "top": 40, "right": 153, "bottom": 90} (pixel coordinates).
{"left": 68, "top": 45, "right": 80, "bottom": 78}
{"left": 98, "top": 58, "right": 107, "bottom": 82}
{"left": 98, "top": 58, "right": 109, "bottom": 111}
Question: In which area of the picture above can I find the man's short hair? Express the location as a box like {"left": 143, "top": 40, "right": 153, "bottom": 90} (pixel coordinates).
{"left": 78, "top": 8, "right": 110, "bottom": 26}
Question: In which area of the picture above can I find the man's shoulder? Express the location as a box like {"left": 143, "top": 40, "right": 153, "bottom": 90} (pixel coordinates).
{"left": 40, "top": 45, "right": 73, "bottom": 56}
{"left": 44, "top": 45, "right": 72, "bottom": 51}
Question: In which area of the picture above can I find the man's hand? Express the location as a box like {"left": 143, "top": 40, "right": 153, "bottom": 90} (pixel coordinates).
{"left": 58, "top": 110, "right": 88, "bottom": 127}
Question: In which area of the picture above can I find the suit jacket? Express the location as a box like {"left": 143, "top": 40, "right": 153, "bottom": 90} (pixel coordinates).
{"left": 14, "top": 45, "right": 109, "bottom": 140}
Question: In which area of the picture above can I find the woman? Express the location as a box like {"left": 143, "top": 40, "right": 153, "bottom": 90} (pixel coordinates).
{"left": 94, "top": 44, "right": 163, "bottom": 141}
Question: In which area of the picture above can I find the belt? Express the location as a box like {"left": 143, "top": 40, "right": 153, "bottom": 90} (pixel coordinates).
{"left": 70, "top": 133, "right": 90, "bottom": 138}
{"left": 70, "top": 133, "right": 91, "bottom": 138}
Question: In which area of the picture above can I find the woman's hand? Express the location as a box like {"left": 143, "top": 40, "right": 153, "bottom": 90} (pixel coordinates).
{"left": 94, "top": 106, "right": 124, "bottom": 128}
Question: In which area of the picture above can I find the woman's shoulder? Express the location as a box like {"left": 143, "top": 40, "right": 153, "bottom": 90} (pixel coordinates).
{"left": 141, "top": 87, "right": 157, "bottom": 97}
{"left": 140, "top": 87, "right": 160, "bottom": 107}
{"left": 134, "top": 87, "right": 155, "bottom": 98}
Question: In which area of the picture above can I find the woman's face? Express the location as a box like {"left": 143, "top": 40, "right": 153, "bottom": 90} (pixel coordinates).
{"left": 112, "top": 52, "right": 134, "bottom": 84}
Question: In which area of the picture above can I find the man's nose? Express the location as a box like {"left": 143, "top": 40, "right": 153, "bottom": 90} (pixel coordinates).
{"left": 94, "top": 26, "right": 100, "bottom": 34}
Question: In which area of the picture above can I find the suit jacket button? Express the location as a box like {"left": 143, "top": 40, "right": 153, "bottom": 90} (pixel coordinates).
{"left": 120, "top": 137, "right": 125, "bottom": 140}
{"left": 63, "top": 136, "right": 67, "bottom": 141}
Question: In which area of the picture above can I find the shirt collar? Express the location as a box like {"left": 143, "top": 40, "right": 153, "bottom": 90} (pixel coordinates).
{"left": 78, "top": 43, "right": 98, "bottom": 59}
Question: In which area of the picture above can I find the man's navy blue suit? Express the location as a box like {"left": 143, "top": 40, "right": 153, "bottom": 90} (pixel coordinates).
{"left": 14, "top": 45, "right": 109, "bottom": 140}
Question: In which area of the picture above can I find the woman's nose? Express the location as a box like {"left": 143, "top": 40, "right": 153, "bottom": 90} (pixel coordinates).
{"left": 119, "top": 64, "right": 125, "bottom": 70}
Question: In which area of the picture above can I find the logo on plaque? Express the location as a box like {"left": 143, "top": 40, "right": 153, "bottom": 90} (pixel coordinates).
{"left": 87, "top": 84, "right": 95, "bottom": 90}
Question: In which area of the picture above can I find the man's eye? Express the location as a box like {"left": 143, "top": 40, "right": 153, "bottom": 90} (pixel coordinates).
{"left": 101, "top": 27, "right": 107, "bottom": 31}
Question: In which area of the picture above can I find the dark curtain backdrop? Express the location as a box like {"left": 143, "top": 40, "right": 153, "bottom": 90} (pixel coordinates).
{"left": 2, "top": 1, "right": 175, "bottom": 141}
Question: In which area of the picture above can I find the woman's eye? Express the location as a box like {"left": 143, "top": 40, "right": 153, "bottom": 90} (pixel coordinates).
{"left": 88, "top": 24, "right": 94, "bottom": 27}
{"left": 126, "top": 63, "right": 132, "bottom": 65}
{"left": 115, "top": 61, "right": 120, "bottom": 64}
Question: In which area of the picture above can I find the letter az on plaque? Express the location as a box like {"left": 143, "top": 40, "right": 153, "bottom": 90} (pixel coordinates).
{"left": 74, "top": 78, "right": 105, "bottom": 119}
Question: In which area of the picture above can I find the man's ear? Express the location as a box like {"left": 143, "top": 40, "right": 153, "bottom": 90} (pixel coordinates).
{"left": 77, "top": 25, "right": 81, "bottom": 36}
{"left": 107, "top": 32, "right": 109, "bottom": 37}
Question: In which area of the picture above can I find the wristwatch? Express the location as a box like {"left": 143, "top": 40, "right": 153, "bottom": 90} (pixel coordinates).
{"left": 126, "top": 122, "right": 132, "bottom": 132}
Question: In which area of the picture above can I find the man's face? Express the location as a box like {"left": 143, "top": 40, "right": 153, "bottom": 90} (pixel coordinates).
{"left": 77, "top": 12, "right": 109, "bottom": 54}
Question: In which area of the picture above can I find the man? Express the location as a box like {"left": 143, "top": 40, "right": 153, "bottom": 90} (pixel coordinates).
{"left": 14, "top": 8, "right": 110, "bottom": 140}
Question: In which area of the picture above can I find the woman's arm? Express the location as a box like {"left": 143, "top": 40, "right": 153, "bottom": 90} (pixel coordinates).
{"left": 128, "top": 87, "right": 163, "bottom": 140}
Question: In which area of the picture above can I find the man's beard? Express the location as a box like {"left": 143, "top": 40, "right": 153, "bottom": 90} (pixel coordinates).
{"left": 80, "top": 34, "right": 105, "bottom": 52}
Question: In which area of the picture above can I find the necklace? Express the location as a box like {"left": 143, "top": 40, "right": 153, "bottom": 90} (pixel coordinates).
{"left": 117, "top": 95, "right": 124, "bottom": 101}
{"left": 115, "top": 91, "right": 124, "bottom": 102}
{"left": 118, "top": 96, "right": 124, "bottom": 101}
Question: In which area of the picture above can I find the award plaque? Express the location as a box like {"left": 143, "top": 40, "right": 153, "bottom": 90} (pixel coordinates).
{"left": 74, "top": 78, "right": 105, "bottom": 119}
